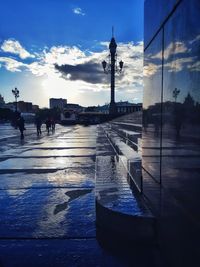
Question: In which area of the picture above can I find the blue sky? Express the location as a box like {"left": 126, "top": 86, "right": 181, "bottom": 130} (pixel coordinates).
{"left": 0, "top": 0, "right": 144, "bottom": 107}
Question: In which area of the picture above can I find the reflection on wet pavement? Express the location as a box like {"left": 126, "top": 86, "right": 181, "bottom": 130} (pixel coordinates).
{"left": 54, "top": 189, "right": 93, "bottom": 215}
{"left": 0, "top": 124, "right": 97, "bottom": 239}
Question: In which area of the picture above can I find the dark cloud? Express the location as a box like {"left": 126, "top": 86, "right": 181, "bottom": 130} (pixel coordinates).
{"left": 55, "top": 61, "right": 108, "bottom": 84}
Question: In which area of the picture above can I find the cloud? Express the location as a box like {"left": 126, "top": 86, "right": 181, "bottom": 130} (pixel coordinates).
{"left": 54, "top": 41, "right": 144, "bottom": 89}
{"left": 165, "top": 57, "right": 194, "bottom": 72}
{"left": 152, "top": 41, "right": 188, "bottom": 60}
{"left": 189, "top": 34, "right": 200, "bottom": 44}
{"left": 187, "top": 60, "right": 200, "bottom": 72}
{"left": 0, "top": 57, "right": 27, "bottom": 72}
{"left": 0, "top": 38, "right": 144, "bottom": 104}
{"left": 73, "top": 7, "right": 85, "bottom": 16}
{"left": 1, "top": 39, "right": 35, "bottom": 59}
{"left": 144, "top": 62, "right": 161, "bottom": 77}
{"left": 55, "top": 62, "right": 106, "bottom": 84}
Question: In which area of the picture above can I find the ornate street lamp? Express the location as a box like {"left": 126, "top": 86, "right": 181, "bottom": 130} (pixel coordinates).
{"left": 12, "top": 87, "right": 19, "bottom": 112}
{"left": 173, "top": 88, "right": 180, "bottom": 103}
{"left": 102, "top": 30, "right": 124, "bottom": 115}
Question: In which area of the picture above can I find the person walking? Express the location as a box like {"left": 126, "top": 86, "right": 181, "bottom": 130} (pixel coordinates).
{"left": 45, "top": 118, "right": 51, "bottom": 134}
{"left": 17, "top": 114, "right": 25, "bottom": 140}
{"left": 51, "top": 117, "right": 56, "bottom": 132}
{"left": 35, "top": 116, "right": 42, "bottom": 136}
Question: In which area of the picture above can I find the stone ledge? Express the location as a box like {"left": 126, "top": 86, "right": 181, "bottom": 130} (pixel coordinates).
{"left": 95, "top": 151, "right": 156, "bottom": 243}
{"left": 96, "top": 200, "right": 156, "bottom": 243}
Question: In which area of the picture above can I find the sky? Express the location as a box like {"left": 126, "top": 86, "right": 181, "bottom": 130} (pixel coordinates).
{"left": 0, "top": 0, "right": 144, "bottom": 108}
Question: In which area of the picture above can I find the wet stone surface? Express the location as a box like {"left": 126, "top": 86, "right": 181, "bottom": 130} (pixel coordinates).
{"left": 0, "top": 188, "right": 95, "bottom": 238}
{"left": 0, "top": 123, "right": 162, "bottom": 266}
{"left": 0, "top": 124, "right": 97, "bottom": 239}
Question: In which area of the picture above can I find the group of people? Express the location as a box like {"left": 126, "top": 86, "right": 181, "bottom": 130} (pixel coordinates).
{"left": 44, "top": 117, "right": 56, "bottom": 134}
{"left": 35, "top": 116, "right": 56, "bottom": 135}
{"left": 14, "top": 113, "right": 56, "bottom": 139}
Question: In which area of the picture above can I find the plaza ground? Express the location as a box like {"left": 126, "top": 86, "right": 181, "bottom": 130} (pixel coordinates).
{"left": 0, "top": 123, "right": 163, "bottom": 267}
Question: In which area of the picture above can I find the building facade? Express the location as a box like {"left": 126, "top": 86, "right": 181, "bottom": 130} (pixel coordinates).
{"left": 116, "top": 102, "right": 142, "bottom": 114}
{"left": 49, "top": 98, "right": 67, "bottom": 109}
{"left": 17, "top": 101, "right": 33, "bottom": 113}
{"left": 142, "top": 0, "right": 200, "bottom": 265}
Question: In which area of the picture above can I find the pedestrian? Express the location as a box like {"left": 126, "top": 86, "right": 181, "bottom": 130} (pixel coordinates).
{"left": 45, "top": 118, "right": 51, "bottom": 134}
{"left": 35, "top": 116, "right": 42, "bottom": 136}
{"left": 51, "top": 117, "right": 56, "bottom": 132}
{"left": 17, "top": 114, "right": 26, "bottom": 139}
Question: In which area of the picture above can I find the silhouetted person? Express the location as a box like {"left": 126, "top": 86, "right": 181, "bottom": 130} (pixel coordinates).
{"left": 11, "top": 111, "right": 20, "bottom": 129}
{"left": 51, "top": 117, "right": 56, "bottom": 132}
{"left": 17, "top": 115, "right": 25, "bottom": 139}
{"left": 35, "top": 116, "right": 42, "bottom": 136}
{"left": 45, "top": 118, "right": 51, "bottom": 134}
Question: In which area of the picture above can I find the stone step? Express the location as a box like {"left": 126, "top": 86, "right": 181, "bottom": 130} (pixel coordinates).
{"left": 111, "top": 121, "right": 142, "bottom": 133}
{"left": 101, "top": 125, "right": 142, "bottom": 191}
{"left": 95, "top": 126, "right": 156, "bottom": 243}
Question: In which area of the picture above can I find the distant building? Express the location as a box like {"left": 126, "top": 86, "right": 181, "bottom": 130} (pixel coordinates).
{"left": 32, "top": 105, "right": 39, "bottom": 112}
{"left": 64, "top": 103, "right": 83, "bottom": 113}
{"left": 49, "top": 98, "right": 67, "bottom": 109}
{"left": 0, "top": 95, "right": 5, "bottom": 108}
{"left": 116, "top": 101, "right": 142, "bottom": 114}
{"left": 96, "top": 104, "right": 109, "bottom": 114}
{"left": 18, "top": 101, "right": 32, "bottom": 113}
{"left": 5, "top": 102, "right": 15, "bottom": 111}
{"left": 97, "top": 102, "right": 142, "bottom": 114}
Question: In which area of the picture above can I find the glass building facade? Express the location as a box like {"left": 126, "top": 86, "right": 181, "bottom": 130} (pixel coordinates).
{"left": 142, "top": 0, "right": 200, "bottom": 265}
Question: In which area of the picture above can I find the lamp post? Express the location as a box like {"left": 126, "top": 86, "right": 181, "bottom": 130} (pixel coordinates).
{"left": 173, "top": 88, "right": 180, "bottom": 103}
{"left": 12, "top": 87, "right": 19, "bottom": 112}
{"left": 102, "top": 31, "right": 124, "bottom": 115}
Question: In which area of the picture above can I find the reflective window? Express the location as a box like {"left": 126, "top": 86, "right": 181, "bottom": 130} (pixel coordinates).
{"left": 144, "top": 0, "right": 180, "bottom": 47}
{"left": 161, "top": 0, "right": 200, "bottom": 195}
{"left": 142, "top": 31, "right": 163, "bottom": 183}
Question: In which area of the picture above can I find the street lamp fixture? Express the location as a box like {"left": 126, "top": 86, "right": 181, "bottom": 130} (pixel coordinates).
{"left": 101, "top": 56, "right": 124, "bottom": 74}
{"left": 12, "top": 87, "right": 20, "bottom": 112}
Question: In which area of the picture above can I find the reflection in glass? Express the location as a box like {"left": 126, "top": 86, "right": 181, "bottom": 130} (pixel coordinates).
{"left": 142, "top": 31, "right": 163, "bottom": 183}
{"left": 161, "top": 0, "right": 200, "bottom": 196}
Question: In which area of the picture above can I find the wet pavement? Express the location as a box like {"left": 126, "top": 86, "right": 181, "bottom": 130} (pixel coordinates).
{"left": 0, "top": 123, "right": 163, "bottom": 267}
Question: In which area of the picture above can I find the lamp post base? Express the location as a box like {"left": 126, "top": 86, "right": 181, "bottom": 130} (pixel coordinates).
{"left": 109, "top": 102, "right": 117, "bottom": 115}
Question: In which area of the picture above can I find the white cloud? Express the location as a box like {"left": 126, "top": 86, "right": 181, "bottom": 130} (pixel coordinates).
{"left": 0, "top": 57, "right": 27, "bottom": 72}
{"left": 1, "top": 39, "right": 35, "bottom": 59}
{"left": 143, "top": 62, "right": 161, "bottom": 77}
{"left": 189, "top": 34, "right": 200, "bottom": 44}
{"left": 165, "top": 57, "right": 194, "bottom": 72}
{"left": 0, "top": 38, "right": 144, "bottom": 105}
{"left": 152, "top": 41, "right": 188, "bottom": 60}
{"left": 73, "top": 7, "right": 85, "bottom": 16}
{"left": 187, "top": 60, "right": 200, "bottom": 72}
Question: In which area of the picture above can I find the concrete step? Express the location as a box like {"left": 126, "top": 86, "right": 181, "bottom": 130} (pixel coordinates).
{"left": 95, "top": 126, "right": 156, "bottom": 243}
{"left": 101, "top": 124, "right": 142, "bottom": 191}
{"left": 111, "top": 121, "right": 142, "bottom": 133}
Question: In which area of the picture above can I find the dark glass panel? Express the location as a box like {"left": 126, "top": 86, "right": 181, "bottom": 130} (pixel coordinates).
{"left": 162, "top": 0, "right": 200, "bottom": 215}
{"left": 142, "top": 31, "right": 162, "bottom": 183}
{"left": 144, "top": 0, "right": 181, "bottom": 47}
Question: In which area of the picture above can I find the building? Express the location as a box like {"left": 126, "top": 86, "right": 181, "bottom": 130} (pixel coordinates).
{"left": 116, "top": 101, "right": 142, "bottom": 114}
{"left": 0, "top": 95, "right": 5, "bottom": 108}
{"left": 49, "top": 98, "right": 67, "bottom": 109}
{"left": 64, "top": 103, "right": 83, "bottom": 113}
{"left": 97, "top": 102, "right": 142, "bottom": 115}
{"left": 17, "top": 101, "right": 32, "bottom": 113}
{"left": 142, "top": 0, "right": 200, "bottom": 265}
{"left": 5, "top": 102, "right": 15, "bottom": 111}
{"left": 32, "top": 104, "right": 39, "bottom": 112}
